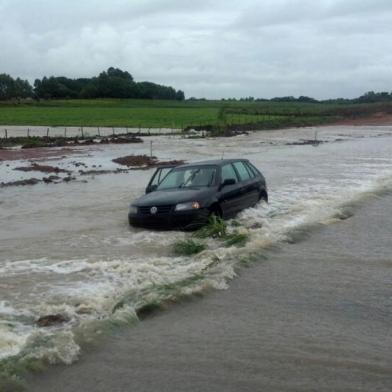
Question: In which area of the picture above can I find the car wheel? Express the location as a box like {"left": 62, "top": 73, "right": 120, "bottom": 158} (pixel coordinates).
{"left": 209, "top": 203, "right": 223, "bottom": 218}
{"left": 259, "top": 190, "right": 268, "bottom": 203}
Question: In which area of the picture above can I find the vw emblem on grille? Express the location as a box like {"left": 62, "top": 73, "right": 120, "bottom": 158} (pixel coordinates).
{"left": 150, "top": 206, "right": 158, "bottom": 215}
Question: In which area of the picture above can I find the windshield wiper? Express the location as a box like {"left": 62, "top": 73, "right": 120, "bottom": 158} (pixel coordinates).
{"left": 178, "top": 169, "right": 200, "bottom": 188}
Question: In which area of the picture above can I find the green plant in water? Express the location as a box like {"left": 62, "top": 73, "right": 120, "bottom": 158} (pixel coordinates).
{"left": 173, "top": 239, "right": 206, "bottom": 256}
{"left": 193, "top": 215, "right": 227, "bottom": 239}
{"left": 230, "top": 219, "right": 241, "bottom": 227}
{"left": 224, "top": 231, "right": 248, "bottom": 247}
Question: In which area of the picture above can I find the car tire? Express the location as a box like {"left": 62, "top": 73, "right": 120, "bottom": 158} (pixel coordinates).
{"left": 209, "top": 203, "right": 223, "bottom": 218}
{"left": 259, "top": 190, "right": 268, "bottom": 203}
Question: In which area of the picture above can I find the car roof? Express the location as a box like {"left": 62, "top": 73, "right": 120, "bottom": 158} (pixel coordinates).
{"left": 176, "top": 159, "right": 249, "bottom": 168}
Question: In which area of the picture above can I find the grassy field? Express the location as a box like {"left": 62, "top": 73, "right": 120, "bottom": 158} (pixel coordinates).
{"left": 0, "top": 99, "right": 391, "bottom": 130}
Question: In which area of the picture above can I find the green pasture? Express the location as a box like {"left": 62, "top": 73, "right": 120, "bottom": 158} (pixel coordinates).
{"left": 0, "top": 98, "right": 389, "bottom": 129}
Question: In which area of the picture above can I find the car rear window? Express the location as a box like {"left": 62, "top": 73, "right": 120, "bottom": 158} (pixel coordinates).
{"left": 221, "top": 163, "right": 238, "bottom": 183}
{"left": 233, "top": 161, "right": 251, "bottom": 181}
{"left": 244, "top": 162, "right": 257, "bottom": 178}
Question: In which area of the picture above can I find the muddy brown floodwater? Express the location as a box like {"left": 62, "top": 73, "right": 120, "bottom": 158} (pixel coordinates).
{"left": 27, "top": 193, "right": 392, "bottom": 392}
{"left": 0, "top": 125, "right": 392, "bottom": 391}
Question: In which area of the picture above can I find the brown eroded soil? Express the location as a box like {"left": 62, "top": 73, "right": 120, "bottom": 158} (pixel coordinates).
{"left": 334, "top": 112, "right": 392, "bottom": 126}
{"left": 14, "top": 163, "right": 71, "bottom": 174}
{"left": 112, "top": 155, "right": 184, "bottom": 168}
{"left": 0, "top": 147, "right": 79, "bottom": 162}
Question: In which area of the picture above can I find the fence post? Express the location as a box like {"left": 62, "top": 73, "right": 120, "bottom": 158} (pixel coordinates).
{"left": 46, "top": 128, "right": 49, "bottom": 138}
{"left": 112, "top": 127, "right": 115, "bottom": 136}
{"left": 81, "top": 126, "right": 84, "bottom": 138}
{"left": 150, "top": 141, "right": 153, "bottom": 157}
{"left": 97, "top": 127, "right": 100, "bottom": 137}
{"left": 27, "top": 128, "right": 30, "bottom": 138}
{"left": 4, "top": 129, "right": 7, "bottom": 139}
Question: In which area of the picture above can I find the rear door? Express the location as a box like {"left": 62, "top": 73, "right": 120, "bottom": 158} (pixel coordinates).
{"left": 232, "top": 161, "right": 260, "bottom": 209}
{"left": 145, "top": 166, "right": 175, "bottom": 193}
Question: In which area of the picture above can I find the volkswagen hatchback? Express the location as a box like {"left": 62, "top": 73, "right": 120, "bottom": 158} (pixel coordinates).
{"left": 128, "top": 159, "right": 267, "bottom": 230}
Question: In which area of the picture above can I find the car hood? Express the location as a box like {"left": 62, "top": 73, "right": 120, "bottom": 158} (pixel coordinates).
{"left": 133, "top": 187, "right": 214, "bottom": 207}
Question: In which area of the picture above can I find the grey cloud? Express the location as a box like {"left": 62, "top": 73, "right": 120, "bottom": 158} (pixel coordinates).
{"left": 0, "top": 0, "right": 391, "bottom": 99}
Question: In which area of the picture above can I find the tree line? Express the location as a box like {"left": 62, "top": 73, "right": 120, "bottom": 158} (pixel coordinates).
{"left": 217, "top": 91, "right": 392, "bottom": 104}
{"left": 1, "top": 68, "right": 391, "bottom": 104}
{"left": 0, "top": 67, "right": 185, "bottom": 100}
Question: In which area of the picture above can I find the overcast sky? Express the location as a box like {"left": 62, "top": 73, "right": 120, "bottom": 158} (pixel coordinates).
{"left": 1, "top": 0, "right": 391, "bottom": 99}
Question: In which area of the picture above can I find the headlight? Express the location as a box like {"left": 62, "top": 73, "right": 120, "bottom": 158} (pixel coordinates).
{"left": 129, "top": 205, "right": 138, "bottom": 214}
{"left": 175, "top": 201, "right": 200, "bottom": 211}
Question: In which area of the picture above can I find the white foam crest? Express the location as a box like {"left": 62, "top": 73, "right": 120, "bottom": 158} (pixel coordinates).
{"left": 0, "top": 258, "right": 91, "bottom": 277}
{"left": 23, "top": 330, "right": 80, "bottom": 365}
{"left": 240, "top": 171, "right": 392, "bottom": 251}
{"left": 0, "top": 324, "right": 29, "bottom": 359}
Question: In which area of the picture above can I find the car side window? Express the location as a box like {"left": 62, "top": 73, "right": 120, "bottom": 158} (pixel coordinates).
{"left": 233, "top": 161, "right": 251, "bottom": 181}
{"left": 221, "top": 163, "right": 238, "bottom": 183}
{"left": 244, "top": 162, "right": 256, "bottom": 178}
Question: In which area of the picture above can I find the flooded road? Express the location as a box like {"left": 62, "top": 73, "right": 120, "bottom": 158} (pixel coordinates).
{"left": 28, "top": 192, "right": 392, "bottom": 392}
{"left": 1, "top": 125, "right": 392, "bottom": 389}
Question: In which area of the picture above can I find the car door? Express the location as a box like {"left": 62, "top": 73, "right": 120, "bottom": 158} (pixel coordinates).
{"left": 232, "top": 161, "right": 260, "bottom": 209}
{"left": 244, "top": 161, "right": 266, "bottom": 201}
{"left": 145, "top": 166, "right": 175, "bottom": 193}
{"left": 217, "top": 163, "right": 242, "bottom": 217}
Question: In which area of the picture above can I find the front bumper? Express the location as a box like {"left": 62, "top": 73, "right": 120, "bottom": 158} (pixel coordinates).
{"left": 128, "top": 208, "right": 209, "bottom": 230}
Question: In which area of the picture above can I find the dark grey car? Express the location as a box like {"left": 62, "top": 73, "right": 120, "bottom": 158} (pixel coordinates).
{"left": 128, "top": 159, "right": 268, "bottom": 230}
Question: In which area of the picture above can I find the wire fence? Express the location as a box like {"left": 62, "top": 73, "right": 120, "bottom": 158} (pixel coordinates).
{"left": 1, "top": 126, "right": 183, "bottom": 139}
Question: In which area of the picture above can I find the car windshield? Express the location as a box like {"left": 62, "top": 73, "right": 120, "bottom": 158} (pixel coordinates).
{"left": 157, "top": 166, "right": 216, "bottom": 190}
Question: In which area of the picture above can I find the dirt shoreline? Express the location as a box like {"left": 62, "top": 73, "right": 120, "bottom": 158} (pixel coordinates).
{"left": 0, "top": 147, "right": 80, "bottom": 162}
{"left": 332, "top": 112, "right": 392, "bottom": 126}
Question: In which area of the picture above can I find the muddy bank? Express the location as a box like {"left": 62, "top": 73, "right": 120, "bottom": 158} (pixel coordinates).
{"left": 0, "top": 178, "right": 42, "bottom": 187}
{"left": 0, "top": 155, "right": 185, "bottom": 188}
{"left": 0, "top": 133, "right": 143, "bottom": 149}
{"left": 0, "top": 147, "right": 79, "bottom": 162}
{"left": 1, "top": 175, "right": 75, "bottom": 187}
{"left": 14, "top": 163, "right": 71, "bottom": 174}
{"left": 333, "top": 112, "right": 392, "bottom": 126}
{"left": 78, "top": 168, "right": 128, "bottom": 176}
{"left": 113, "top": 155, "right": 184, "bottom": 168}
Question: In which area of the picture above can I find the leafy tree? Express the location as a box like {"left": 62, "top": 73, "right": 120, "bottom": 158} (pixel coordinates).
{"left": 31, "top": 67, "right": 185, "bottom": 100}
{"left": 0, "top": 74, "right": 33, "bottom": 100}
{"left": 106, "top": 67, "right": 134, "bottom": 82}
{"left": 0, "top": 74, "right": 15, "bottom": 100}
{"left": 175, "top": 90, "right": 185, "bottom": 100}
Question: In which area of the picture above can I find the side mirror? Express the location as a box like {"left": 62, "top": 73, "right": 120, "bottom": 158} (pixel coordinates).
{"left": 220, "top": 178, "right": 236, "bottom": 189}
{"left": 145, "top": 184, "right": 158, "bottom": 194}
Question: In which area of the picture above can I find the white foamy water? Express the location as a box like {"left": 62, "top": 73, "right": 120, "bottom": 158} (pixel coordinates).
{"left": 1, "top": 125, "right": 392, "bottom": 370}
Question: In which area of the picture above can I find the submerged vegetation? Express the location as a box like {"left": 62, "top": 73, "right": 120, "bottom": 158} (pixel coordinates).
{"left": 193, "top": 215, "right": 227, "bottom": 239}
{"left": 172, "top": 239, "right": 206, "bottom": 256}
{"left": 224, "top": 232, "right": 249, "bottom": 247}
{"left": 173, "top": 217, "right": 251, "bottom": 256}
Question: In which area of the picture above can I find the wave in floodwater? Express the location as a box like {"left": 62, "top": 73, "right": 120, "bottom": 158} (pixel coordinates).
{"left": 1, "top": 176, "right": 392, "bottom": 377}
{"left": 1, "top": 132, "right": 392, "bottom": 382}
